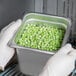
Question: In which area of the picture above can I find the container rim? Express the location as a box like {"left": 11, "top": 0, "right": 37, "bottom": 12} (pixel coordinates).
{"left": 8, "top": 38, "right": 55, "bottom": 55}
{"left": 23, "top": 13, "right": 71, "bottom": 25}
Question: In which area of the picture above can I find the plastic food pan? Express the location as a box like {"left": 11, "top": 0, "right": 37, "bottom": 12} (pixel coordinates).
{"left": 8, "top": 13, "right": 71, "bottom": 76}
{"left": 23, "top": 13, "right": 70, "bottom": 26}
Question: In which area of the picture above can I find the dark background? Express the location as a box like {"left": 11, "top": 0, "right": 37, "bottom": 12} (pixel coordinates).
{"left": 0, "top": 0, "right": 35, "bottom": 30}
{"left": 1, "top": 0, "right": 76, "bottom": 31}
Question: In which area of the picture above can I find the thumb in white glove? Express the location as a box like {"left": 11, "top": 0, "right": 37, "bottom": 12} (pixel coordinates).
{"left": 0, "top": 19, "right": 22, "bottom": 70}
{"left": 39, "top": 44, "right": 76, "bottom": 76}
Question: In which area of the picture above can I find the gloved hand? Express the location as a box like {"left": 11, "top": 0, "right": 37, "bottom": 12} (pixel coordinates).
{"left": 39, "top": 44, "right": 76, "bottom": 76}
{"left": 0, "top": 19, "right": 22, "bottom": 71}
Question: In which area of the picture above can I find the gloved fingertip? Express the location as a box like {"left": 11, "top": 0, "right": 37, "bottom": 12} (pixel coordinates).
{"left": 65, "top": 43, "right": 72, "bottom": 48}
{"left": 15, "top": 19, "right": 22, "bottom": 26}
{"left": 16, "top": 19, "right": 22, "bottom": 23}
{"left": 57, "top": 43, "right": 72, "bottom": 55}
{"left": 8, "top": 19, "right": 22, "bottom": 31}
{"left": 68, "top": 49, "right": 76, "bottom": 58}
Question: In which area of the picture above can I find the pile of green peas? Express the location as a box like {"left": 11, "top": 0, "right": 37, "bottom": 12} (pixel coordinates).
{"left": 15, "top": 22, "right": 65, "bottom": 51}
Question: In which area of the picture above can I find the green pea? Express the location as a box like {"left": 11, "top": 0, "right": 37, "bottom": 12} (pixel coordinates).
{"left": 15, "top": 22, "right": 65, "bottom": 52}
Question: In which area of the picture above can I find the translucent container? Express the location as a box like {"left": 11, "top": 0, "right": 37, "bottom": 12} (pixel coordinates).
{"left": 23, "top": 13, "right": 71, "bottom": 27}
{"left": 8, "top": 13, "right": 71, "bottom": 76}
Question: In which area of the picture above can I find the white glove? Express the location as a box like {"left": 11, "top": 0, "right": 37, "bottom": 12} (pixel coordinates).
{"left": 39, "top": 44, "right": 76, "bottom": 76}
{"left": 0, "top": 19, "right": 22, "bottom": 70}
